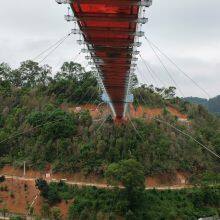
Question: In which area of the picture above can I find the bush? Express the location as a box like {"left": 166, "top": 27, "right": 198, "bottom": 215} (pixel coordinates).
{"left": 0, "top": 175, "right": 5, "bottom": 183}
{"left": 10, "top": 216, "right": 24, "bottom": 220}
{"left": 51, "top": 207, "right": 62, "bottom": 220}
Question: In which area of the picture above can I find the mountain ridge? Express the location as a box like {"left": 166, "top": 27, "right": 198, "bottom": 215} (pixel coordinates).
{"left": 184, "top": 95, "right": 220, "bottom": 114}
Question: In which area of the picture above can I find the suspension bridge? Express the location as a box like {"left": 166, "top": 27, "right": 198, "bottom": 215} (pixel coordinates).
{"left": 56, "top": 0, "right": 152, "bottom": 122}
{"left": 42, "top": 0, "right": 219, "bottom": 160}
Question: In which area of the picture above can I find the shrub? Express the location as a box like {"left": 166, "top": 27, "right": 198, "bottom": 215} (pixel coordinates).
{"left": 0, "top": 175, "right": 5, "bottom": 183}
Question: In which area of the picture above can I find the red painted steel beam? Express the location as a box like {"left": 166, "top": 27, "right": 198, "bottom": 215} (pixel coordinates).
{"left": 76, "top": 0, "right": 142, "bottom": 6}
{"left": 75, "top": 13, "right": 138, "bottom": 23}
{"left": 71, "top": 0, "right": 140, "bottom": 120}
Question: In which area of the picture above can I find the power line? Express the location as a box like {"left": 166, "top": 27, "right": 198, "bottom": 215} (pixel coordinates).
{"left": 145, "top": 36, "right": 211, "bottom": 99}
{"left": 33, "top": 33, "right": 72, "bottom": 61}
{"left": 144, "top": 38, "right": 185, "bottom": 97}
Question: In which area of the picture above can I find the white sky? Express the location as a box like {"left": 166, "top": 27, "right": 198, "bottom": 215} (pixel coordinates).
{"left": 0, "top": 0, "right": 219, "bottom": 98}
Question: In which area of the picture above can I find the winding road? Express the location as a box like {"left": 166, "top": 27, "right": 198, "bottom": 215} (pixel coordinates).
{"left": 3, "top": 174, "right": 196, "bottom": 191}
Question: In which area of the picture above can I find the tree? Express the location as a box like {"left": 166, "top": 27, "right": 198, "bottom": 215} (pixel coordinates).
{"left": 36, "top": 64, "right": 52, "bottom": 86}
{"left": 0, "top": 63, "right": 11, "bottom": 81}
{"left": 47, "top": 185, "right": 61, "bottom": 205}
{"left": 9, "top": 217, "right": 23, "bottom": 220}
{"left": 35, "top": 178, "right": 49, "bottom": 198}
{"left": 0, "top": 114, "right": 4, "bottom": 128}
{"left": 125, "top": 210, "right": 136, "bottom": 220}
{"left": 78, "top": 110, "right": 92, "bottom": 127}
{"left": 36, "top": 180, "right": 61, "bottom": 205}
{"left": 51, "top": 207, "right": 62, "bottom": 220}
{"left": 0, "top": 175, "right": 6, "bottom": 182}
{"left": 163, "top": 86, "right": 176, "bottom": 99}
{"left": 105, "top": 159, "right": 145, "bottom": 211}
{"left": 15, "top": 60, "right": 52, "bottom": 87}
{"left": 1, "top": 204, "right": 8, "bottom": 218}
{"left": 40, "top": 203, "right": 50, "bottom": 218}
{"left": 55, "top": 61, "right": 85, "bottom": 81}
{"left": 105, "top": 159, "right": 145, "bottom": 191}
{"left": 79, "top": 207, "right": 90, "bottom": 220}
{"left": 51, "top": 62, "right": 100, "bottom": 104}
{"left": 27, "top": 109, "right": 77, "bottom": 139}
{"left": 8, "top": 69, "right": 23, "bottom": 87}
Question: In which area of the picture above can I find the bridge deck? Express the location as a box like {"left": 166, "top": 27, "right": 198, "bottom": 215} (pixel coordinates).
{"left": 71, "top": 0, "right": 140, "bottom": 120}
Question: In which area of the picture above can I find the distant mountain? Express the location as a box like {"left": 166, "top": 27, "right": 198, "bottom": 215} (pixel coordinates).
{"left": 184, "top": 95, "right": 220, "bottom": 114}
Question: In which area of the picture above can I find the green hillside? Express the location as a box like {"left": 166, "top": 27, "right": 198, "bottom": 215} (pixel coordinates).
{"left": 0, "top": 61, "right": 220, "bottom": 219}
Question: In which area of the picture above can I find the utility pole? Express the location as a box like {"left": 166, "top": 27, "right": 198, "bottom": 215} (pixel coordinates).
{"left": 23, "top": 161, "right": 26, "bottom": 177}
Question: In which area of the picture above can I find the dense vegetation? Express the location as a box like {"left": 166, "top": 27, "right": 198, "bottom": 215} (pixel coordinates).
{"left": 0, "top": 60, "right": 219, "bottom": 178}
{"left": 0, "top": 60, "right": 220, "bottom": 219}
{"left": 35, "top": 179, "right": 220, "bottom": 220}
{"left": 185, "top": 96, "right": 220, "bottom": 115}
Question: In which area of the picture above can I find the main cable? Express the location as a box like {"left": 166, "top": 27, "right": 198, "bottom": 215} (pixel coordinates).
{"left": 139, "top": 55, "right": 157, "bottom": 86}
{"left": 54, "top": 51, "right": 82, "bottom": 70}
{"left": 0, "top": 118, "right": 63, "bottom": 145}
{"left": 33, "top": 32, "right": 72, "bottom": 61}
{"left": 145, "top": 36, "right": 211, "bottom": 99}
{"left": 38, "top": 33, "right": 72, "bottom": 64}
{"left": 144, "top": 38, "right": 185, "bottom": 97}
{"left": 0, "top": 61, "right": 100, "bottom": 145}
{"left": 137, "top": 66, "right": 150, "bottom": 86}
{"left": 0, "top": 82, "right": 102, "bottom": 146}
{"left": 139, "top": 57, "right": 166, "bottom": 88}
{"left": 127, "top": 114, "right": 145, "bottom": 141}
{"left": 133, "top": 78, "right": 220, "bottom": 160}
{"left": 155, "top": 118, "right": 220, "bottom": 160}
{"left": 96, "top": 115, "right": 109, "bottom": 133}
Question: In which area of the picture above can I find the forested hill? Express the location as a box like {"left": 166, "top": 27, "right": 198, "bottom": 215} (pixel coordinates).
{"left": 184, "top": 96, "right": 220, "bottom": 115}
{"left": 0, "top": 60, "right": 219, "bottom": 178}
{"left": 0, "top": 60, "right": 220, "bottom": 219}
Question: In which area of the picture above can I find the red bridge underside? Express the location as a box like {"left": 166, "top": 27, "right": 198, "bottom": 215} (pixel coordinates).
{"left": 71, "top": 0, "right": 140, "bottom": 120}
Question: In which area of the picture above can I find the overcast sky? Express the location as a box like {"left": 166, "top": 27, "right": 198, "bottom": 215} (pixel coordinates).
{"left": 0, "top": 0, "right": 219, "bottom": 98}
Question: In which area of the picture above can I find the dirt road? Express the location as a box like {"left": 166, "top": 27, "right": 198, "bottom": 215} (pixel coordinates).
{"left": 3, "top": 174, "right": 194, "bottom": 191}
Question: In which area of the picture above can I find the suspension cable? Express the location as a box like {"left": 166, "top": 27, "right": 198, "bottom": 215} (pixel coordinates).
{"left": 145, "top": 36, "right": 211, "bottom": 99}
{"left": 145, "top": 39, "right": 185, "bottom": 97}
{"left": 0, "top": 82, "right": 102, "bottom": 146}
{"left": 0, "top": 118, "right": 63, "bottom": 145}
{"left": 127, "top": 114, "right": 144, "bottom": 141}
{"left": 54, "top": 51, "right": 82, "bottom": 70}
{"left": 143, "top": 59, "right": 167, "bottom": 88}
{"left": 155, "top": 118, "right": 220, "bottom": 160}
{"left": 139, "top": 55, "right": 166, "bottom": 88}
{"left": 136, "top": 66, "right": 151, "bottom": 86}
{"left": 38, "top": 33, "right": 72, "bottom": 64}
{"left": 33, "top": 32, "right": 72, "bottom": 61}
{"left": 0, "top": 61, "right": 101, "bottom": 146}
{"left": 139, "top": 55, "right": 157, "bottom": 86}
{"left": 132, "top": 80, "right": 220, "bottom": 160}
{"left": 96, "top": 115, "right": 109, "bottom": 133}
